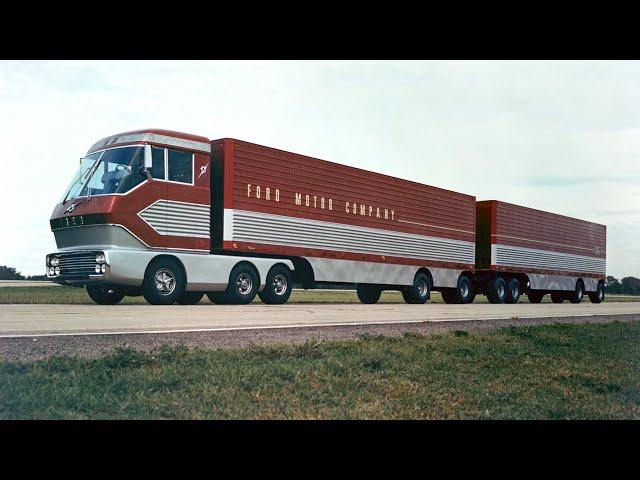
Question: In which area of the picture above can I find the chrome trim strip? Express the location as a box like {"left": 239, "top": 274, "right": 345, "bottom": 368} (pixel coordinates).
{"left": 224, "top": 209, "right": 475, "bottom": 264}
{"left": 89, "top": 132, "right": 211, "bottom": 153}
{"left": 492, "top": 243, "right": 606, "bottom": 274}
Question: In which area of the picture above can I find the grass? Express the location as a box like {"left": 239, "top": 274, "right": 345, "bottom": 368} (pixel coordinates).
{"left": 1, "top": 321, "right": 638, "bottom": 419}
{"left": 0, "top": 286, "right": 636, "bottom": 305}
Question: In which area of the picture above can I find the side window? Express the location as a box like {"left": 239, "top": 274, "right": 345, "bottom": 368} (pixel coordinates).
{"left": 151, "top": 146, "right": 165, "bottom": 180}
{"left": 168, "top": 149, "right": 193, "bottom": 184}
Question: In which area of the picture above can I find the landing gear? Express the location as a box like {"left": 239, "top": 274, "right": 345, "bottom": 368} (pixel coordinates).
{"left": 487, "top": 276, "right": 506, "bottom": 304}
{"left": 550, "top": 292, "right": 565, "bottom": 303}
{"left": 588, "top": 281, "right": 605, "bottom": 304}
{"left": 86, "top": 285, "right": 125, "bottom": 305}
{"left": 356, "top": 284, "right": 382, "bottom": 304}
{"left": 402, "top": 272, "right": 431, "bottom": 304}
{"left": 259, "top": 264, "right": 293, "bottom": 305}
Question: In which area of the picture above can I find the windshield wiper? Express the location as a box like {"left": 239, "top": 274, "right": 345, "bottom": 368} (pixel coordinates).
{"left": 62, "top": 154, "right": 102, "bottom": 204}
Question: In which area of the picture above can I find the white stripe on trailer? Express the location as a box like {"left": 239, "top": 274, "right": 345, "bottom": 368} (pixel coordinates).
{"left": 491, "top": 243, "right": 606, "bottom": 275}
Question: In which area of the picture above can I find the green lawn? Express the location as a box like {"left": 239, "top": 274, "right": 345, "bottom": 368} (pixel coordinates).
{"left": 0, "top": 286, "right": 636, "bottom": 305}
{"left": 1, "top": 321, "right": 638, "bottom": 419}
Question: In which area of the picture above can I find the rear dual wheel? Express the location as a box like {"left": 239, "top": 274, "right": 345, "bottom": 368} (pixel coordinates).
{"left": 441, "top": 275, "right": 475, "bottom": 304}
{"left": 259, "top": 265, "right": 293, "bottom": 305}
{"left": 588, "top": 281, "right": 605, "bottom": 304}
{"left": 402, "top": 272, "right": 431, "bottom": 304}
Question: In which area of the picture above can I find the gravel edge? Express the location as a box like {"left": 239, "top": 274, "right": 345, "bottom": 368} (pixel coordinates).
{"left": 0, "top": 314, "right": 638, "bottom": 361}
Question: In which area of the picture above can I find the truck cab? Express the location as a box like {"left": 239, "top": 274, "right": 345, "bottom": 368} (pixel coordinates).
{"left": 46, "top": 129, "right": 294, "bottom": 305}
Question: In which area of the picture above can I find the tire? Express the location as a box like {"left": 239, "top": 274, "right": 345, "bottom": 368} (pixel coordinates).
{"left": 207, "top": 291, "right": 230, "bottom": 304}
{"left": 176, "top": 291, "right": 204, "bottom": 305}
{"left": 86, "top": 285, "right": 125, "bottom": 305}
{"left": 568, "top": 280, "right": 585, "bottom": 304}
{"left": 225, "top": 263, "right": 259, "bottom": 305}
{"left": 259, "top": 265, "right": 293, "bottom": 305}
{"left": 142, "top": 257, "right": 186, "bottom": 305}
{"left": 487, "top": 276, "right": 506, "bottom": 304}
{"left": 457, "top": 275, "right": 475, "bottom": 304}
{"left": 402, "top": 272, "right": 431, "bottom": 304}
{"left": 588, "top": 281, "right": 605, "bottom": 304}
{"left": 440, "top": 288, "right": 459, "bottom": 304}
{"left": 356, "top": 284, "right": 382, "bottom": 304}
{"left": 528, "top": 291, "right": 544, "bottom": 303}
{"left": 550, "top": 292, "right": 565, "bottom": 303}
{"left": 505, "top": 278, "right": 521, "bottom": 304}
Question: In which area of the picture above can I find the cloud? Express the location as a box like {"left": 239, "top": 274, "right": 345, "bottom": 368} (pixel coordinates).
{"left": 0, "top": 60, "right": 639, "bottom": 278}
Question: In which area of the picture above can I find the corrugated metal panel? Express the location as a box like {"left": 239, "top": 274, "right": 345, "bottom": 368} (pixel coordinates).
{"left": 489, "top": 200, "right": 606, "bottom": 258}
{"left": 216, "top": 139, "right": 476, "bottom": 266}
{"left": 494, "top": 244, "right": 606, "bottom": 275}
{"left": 138, "top": 200, "right": 209, "bottom": 239}
{"left": 227, "top": 209, "right": 475, "bottom": 264}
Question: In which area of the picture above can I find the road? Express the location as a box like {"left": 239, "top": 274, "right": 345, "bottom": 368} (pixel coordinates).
{"left": 1, "top": 302, "right": 639, "bottom": 337}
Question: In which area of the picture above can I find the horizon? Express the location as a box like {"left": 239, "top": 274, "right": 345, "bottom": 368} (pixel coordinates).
{"left": 0, "top": 60, "right": 638, "bottom": 277}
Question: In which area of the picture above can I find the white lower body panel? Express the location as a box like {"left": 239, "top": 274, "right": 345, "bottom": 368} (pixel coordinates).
{"left": 528, "top": 274, "right": 599, "bottom": 292}
{"left": 305, "top": 257, "right": 464, "bottom": 288}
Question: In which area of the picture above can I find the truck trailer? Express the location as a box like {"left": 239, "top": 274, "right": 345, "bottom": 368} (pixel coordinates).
{"left": 46, "top": 129, "right": 606, "bottom": 305}
{"left": 473, "top": 200, "right": 606, "bottom": 304}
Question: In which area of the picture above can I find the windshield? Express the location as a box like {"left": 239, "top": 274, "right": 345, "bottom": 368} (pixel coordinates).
{"left": 61, "top": 146, "right": 147, "bottom": 203}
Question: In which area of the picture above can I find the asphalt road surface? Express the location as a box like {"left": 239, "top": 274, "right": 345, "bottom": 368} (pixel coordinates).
{"left": 1, "top": 302, "right": 639, "bottom": 338}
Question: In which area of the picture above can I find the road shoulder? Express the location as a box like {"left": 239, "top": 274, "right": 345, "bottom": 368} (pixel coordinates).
{"left": 1, "top": 313, "right": 637, "bottom": 361}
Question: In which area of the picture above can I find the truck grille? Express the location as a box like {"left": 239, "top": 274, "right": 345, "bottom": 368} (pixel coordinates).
{"left": 58, "top": 251, "right": 98, "bottom": 277}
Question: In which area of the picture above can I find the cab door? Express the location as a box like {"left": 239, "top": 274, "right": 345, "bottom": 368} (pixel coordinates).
{"left": 164, "top": 147, "right": 210, "bottom": 252}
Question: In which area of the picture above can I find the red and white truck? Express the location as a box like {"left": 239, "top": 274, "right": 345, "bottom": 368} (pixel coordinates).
{"left": 46, "top": 129, "right": 606, "bottom": 305}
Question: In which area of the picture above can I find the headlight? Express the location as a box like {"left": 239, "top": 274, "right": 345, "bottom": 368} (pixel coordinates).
{"left": 50, "top": 257, "right": 59, "bottom": 267}
{"left": 95, "top": 264, "right": 102, "bottom": 274}
{"left": 101, "top": 264, "right": 107, "bottom": 273}
{"left": 49, "top": 267, "right": 55, "bottom": 275}
{"left": 95, "top": 253, "right": 106, "bottom": 264}
{"left": 54, "top": 266, "right": 60, "bottom": 275}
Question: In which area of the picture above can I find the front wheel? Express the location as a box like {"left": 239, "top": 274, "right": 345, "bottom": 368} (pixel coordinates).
{"left": 259, "top": 265, "right": 293, "bottom": 305}
{"left": 356, "top": 284, "right": 382, "bottom": 304}
{"left": 86, "top": 285, "right": 125, "bottom": 305}
{"left": 142, "top": 257, "right": 186, "bottom": 305}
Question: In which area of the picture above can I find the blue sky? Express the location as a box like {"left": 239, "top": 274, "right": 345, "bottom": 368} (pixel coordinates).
{"left": 0, "top": 60, "right": 638, "bottom": 277}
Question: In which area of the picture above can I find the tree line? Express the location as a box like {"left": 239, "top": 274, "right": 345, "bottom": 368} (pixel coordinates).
{"left": 0, "top": 266, "right": 47, "bottom": 281}
{"left": 605, "top": 276, "right": 640, "bottom": 295}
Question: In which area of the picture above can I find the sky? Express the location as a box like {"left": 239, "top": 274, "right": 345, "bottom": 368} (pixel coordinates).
{"left": 0, "top": 60, "right": 638, "bottom": 277}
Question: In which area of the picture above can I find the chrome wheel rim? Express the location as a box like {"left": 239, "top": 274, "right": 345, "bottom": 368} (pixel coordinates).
{"left": 417, "top": 280, "right": 428, "bottom": 298}
{"left": 237, "top": 273, "right": 253, "bottom": 295}
{"left": 497, "top": 284, "right": 505, "bottom": 298}
{"left": 511, "top": 285, "right": 518, "bottom": 298}
{"left": 154, "top": 268, "right": 176, "bottom": 296}
{"left": 460, "top": 283, "right": 469, "bottom": 298}
{"left": 272, "top": 274, "right": 288, "bottom": 296}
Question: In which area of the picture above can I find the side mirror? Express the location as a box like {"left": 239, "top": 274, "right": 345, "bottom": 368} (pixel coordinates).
{"left": 144, "top": 144, "right": 152, "bottom": 168}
